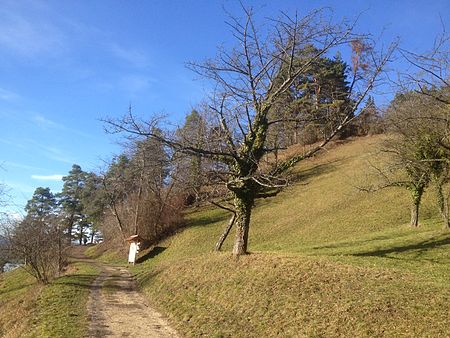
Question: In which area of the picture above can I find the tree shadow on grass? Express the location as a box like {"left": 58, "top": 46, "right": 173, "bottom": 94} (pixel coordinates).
{"left": 289, "top": 159, "right": 341, "bottom": 185}
{"left": 135, "top": 270, "right": 161, "bottom": 288}
{"left": 352, "top": 235, "right": 450, "bottom": 260}
{"left": 51, "top": 274, "right": 97, "bottom": 289}
{"left": 136, "top": 246, "right": 167, "bottom": 264}
{"left": 0, "top": 280, "right": 35, "bottom": 296}
{"left": 311, "top": 232, "right": 416, "bottom": 251}
{"left": 185, "top": 212, "right": 229, "bottom": 228}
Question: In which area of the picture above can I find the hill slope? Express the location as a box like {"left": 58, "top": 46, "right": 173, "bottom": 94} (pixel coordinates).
{"left": 0, "top": 256, "right": 99, "bottom": 338}
{"left": 129, "top": 136, "right": 449, "bottom": 337}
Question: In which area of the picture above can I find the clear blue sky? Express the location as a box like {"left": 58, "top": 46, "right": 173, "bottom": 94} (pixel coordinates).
{"left": 0, "top": 0, "right": 448, "bottom": 215}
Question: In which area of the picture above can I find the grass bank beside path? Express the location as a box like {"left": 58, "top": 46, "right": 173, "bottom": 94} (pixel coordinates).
{"left": 0, "top": 250, "right": 100, "bottom": 338}
{"left": 0, "top": 268, "right": 39, "bottom": 337}
{"left": 131, "top": 252, "right": 449, "bottom": 337}
{"left": 125, "top": 136, "right": 450, "bottom": 337}
{"left": 25, "top": 261, "right": 100, "bottom": 338}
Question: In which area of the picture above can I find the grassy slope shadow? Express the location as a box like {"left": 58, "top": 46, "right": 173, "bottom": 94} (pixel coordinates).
{"left": 136, "top": 246, "right": 167, "bottom": 264}
{"left": 353, "top": 235, "right": 450, "bottom": 260}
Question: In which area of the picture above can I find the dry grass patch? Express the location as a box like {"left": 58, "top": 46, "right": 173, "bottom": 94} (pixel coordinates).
{"left": 133, "top": 253, "right": 449, "bottom": 337}
{"left": 0, "top": 260, "right": 99, "bottom": 338}
{"left": 0, "top": 269, "right": 41, "bottom": 338}
{"left": 126, "top": 136, "right": 449, "bottom": 337}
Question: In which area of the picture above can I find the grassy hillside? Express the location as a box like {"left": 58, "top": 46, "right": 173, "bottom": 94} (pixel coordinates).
{"left": 130, "top": 136, "right": 450, "bottom": 337}
{"left": 0, "top": 268, "right": 40, "bottom": 337}
{"left": 0, "top": 258, "right": 100, "bottom": 338}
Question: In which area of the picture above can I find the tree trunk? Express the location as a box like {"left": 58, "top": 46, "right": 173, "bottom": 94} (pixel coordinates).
{"left": 215, "top": 214, "right": 236, "bottom": 251}
{"left": 293, "top": 125, "right": 298, "bottom": 145}
{"left": 133, "top": 183, "right": 143, "bottom": 235}
{"left": 441, "top": 201, "right": 449, "bottom": 229}
{"left": 108, "top": 204, "right": 125, "bottom": 239}
{"left": 232, "top": 195, "right": 254, "bottom": 256}
{"left": 410, "top": 186, "right": 423, "bottom": 227}
{"left": 67, "top": 214, "right": 74, "bottom": 245}
{"left": 439, "top": 195, "right": 450, "bottom": 229}
{"left": 436, "top": 182, "right": 450, "bottom": 229}
{"left": 58, "top": 228, "right": 62, "bottom": 274}
{"left": 410, "top": 201, "right": 419, "bottom": 227}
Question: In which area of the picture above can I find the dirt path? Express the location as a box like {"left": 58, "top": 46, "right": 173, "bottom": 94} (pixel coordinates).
{"left": 85, "top": 262, "right": 179, "bottom": 338}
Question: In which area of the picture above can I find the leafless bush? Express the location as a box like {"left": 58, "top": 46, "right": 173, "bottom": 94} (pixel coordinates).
{"left": 7, "top": 216, "right": 66, "bottom": 283}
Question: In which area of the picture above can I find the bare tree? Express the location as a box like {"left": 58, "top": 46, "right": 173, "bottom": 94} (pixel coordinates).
{"left": 362, "top": 140, "right": 430, "bottom": 227}
{"left": 398, "top": 29, "right": 449, "bottom": 105}
{"left": 105, "top": 7, "right": 395, "bottom": 256}
{"left": 94, "top": 137, "right": 184, "bottom": 249}
{"left": 390, "top": 29, "right": 450, "bottom": 228}
{"left": 361, "top": 89, "right": 449, "bottom": 228}
{"left": 8, "top": 217, "right": 61, "bottom": 283}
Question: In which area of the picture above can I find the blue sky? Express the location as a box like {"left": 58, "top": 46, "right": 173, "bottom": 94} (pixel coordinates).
{"left": 0, "top": 0, "right": 448, "bottom": 214}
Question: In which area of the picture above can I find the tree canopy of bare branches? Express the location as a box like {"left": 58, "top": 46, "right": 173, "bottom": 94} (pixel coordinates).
{"left": 105, "top": 7, "right": 396, "bottom": 256}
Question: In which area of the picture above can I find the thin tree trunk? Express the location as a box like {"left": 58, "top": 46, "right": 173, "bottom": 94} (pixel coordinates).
{"left": 441, "top": 200, "right": 449, "bottom": 229}
{"left": 133, "top": 184, "right": 143, "bottom": 235}
{"left": 410, "top": 201, "right": 419, "bottom": 227}
{"left": 232, "top": 196, "right": 254, "bottom": 256}
{"left": 58, "top": 227, "right": 62, "bottom": 275}
{"left": 435, "top": 181, "right": 450, "bottom": 229}
{"left": 108, "top": 203, "right": 125, "bottom": 238}
{"left": 439, "top": 194, "right": 450, "bottom": 229}
{"left": 79, "top": 226, "right": 83, "bottom": 245}
{"left": 293, "top": 126, "right": 298, "bottom": 145}
{"left": 67, "top": 214, "right": 74, "bottom": 245}
{"left": 134, "top": 155, "right": 146, "bottom": 235}
{"left": 410, "top": 186, "right": 423, "bottom": 227}
{"left": 103, "top": 180, "right": 126, "bottom": 238}
{"left": 215, "top": 214, "right": 236, "bottom": 251}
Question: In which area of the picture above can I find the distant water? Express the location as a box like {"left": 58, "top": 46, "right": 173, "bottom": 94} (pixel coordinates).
{"left": 2, "top": 262, "right": 21, "bottom": 272}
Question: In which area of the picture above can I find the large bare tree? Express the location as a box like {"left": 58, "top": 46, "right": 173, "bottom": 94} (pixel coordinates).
{"left": 105, "top": 7, "right": 395, "bottom": 256}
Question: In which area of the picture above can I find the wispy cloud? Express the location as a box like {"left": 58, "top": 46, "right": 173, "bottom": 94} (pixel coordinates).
{"left": 5, "top": 181, "right": 35, "bottom": 194}
{"left": 4, "top": 161, "right": 45, "bottom": 171}
{"left": 109, "top": 43, "right": 150, "bottom": 68}
{"left": 1, "top": 137, "right": 75, "bottom": 165}
{"left": 38, "top": 144, "right": 75, "bottom": 165}
{"left": 20, "top": 140, "right": 75, "bottom": 165}
{"left": 30, "top": 113, "right": 94, "bottom": 140}
{"left": 32, "top": 114, "right": 65, "bottom": 130}
{"left": 0, "top": 87, "right": 19, "bottom": 101}
{"left": 31, "top": 174, "right": 63, "bottom": 181}
{"left": 120, "top": 74, "right": 156, "bottom": 97}
{"left": 0, "top": 137, "right": 28, "bottom": 150}
{"left": 0, "top": 2, "right": 66, "bottom": 57}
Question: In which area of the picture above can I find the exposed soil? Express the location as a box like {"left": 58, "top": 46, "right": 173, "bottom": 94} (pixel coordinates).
{"left": 82, "top": 257, "right": 179, "bottom": 337}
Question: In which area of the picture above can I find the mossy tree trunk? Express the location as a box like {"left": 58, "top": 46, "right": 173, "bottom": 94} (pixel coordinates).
{"left": 409, "top": 185, "right": 424, "bottom": 227}
{"left": 232, "top": 193, "right": 255, "bottom": 256}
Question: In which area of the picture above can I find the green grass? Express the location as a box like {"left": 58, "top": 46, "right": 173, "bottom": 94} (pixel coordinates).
{"left": 133, "top": 253, "right": 449, "bottom": 337}
{"left": 0, "top": 258, "right": 100, "bottom": 338}
{"left": 0, "top": 268, "right": 40, "bottom": 338}
{"left": 25, "top": 262, "right": 100, "bottom": 338}
{"left": 85, "top": 244, "right": 125, "bottom": 265}
{"left": 129, "top": 136, "right": 450, "bottom": 337}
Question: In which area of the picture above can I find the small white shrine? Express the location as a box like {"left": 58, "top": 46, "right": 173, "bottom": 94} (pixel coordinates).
{"left": 126, "top": 234, "right": 141, "bottom": 265}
